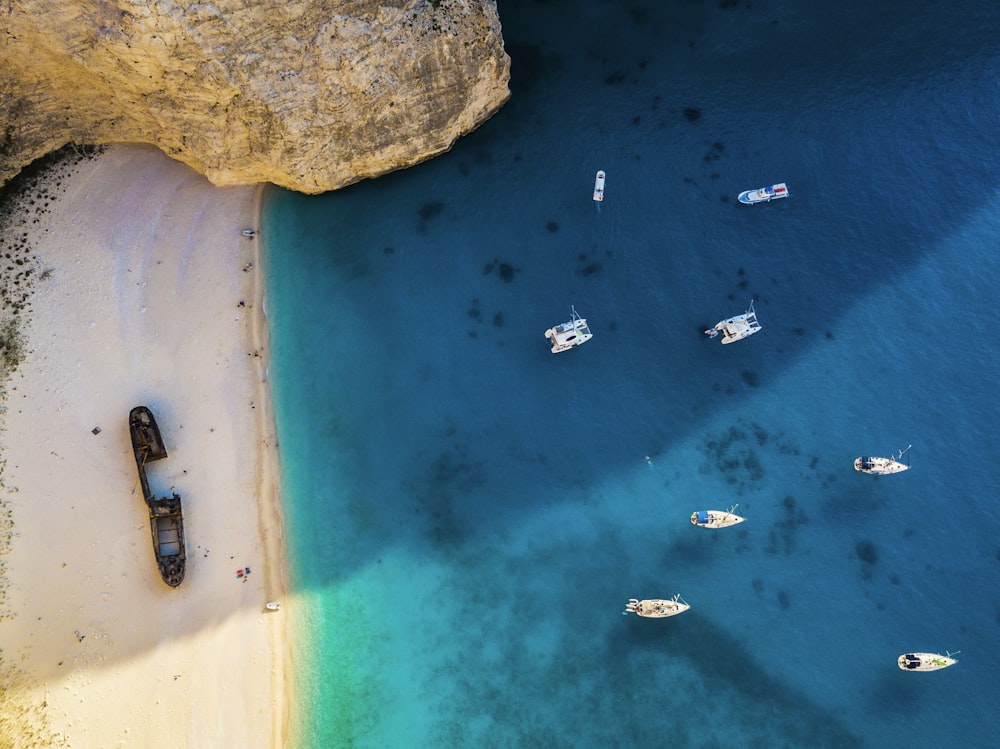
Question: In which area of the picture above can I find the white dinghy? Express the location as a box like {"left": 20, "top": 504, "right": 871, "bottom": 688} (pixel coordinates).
{"left": 691, "top": 504, "right": 745, "bottom": 529}
{"left": 593, "top": 170, "right": 606, "bottom": 202}
{"left": 705, "top": 300, "right": 762, "bottom": 344}
{"left": 898, "top": 651, "right": 958, "bottom": 672}
{"left": 545, "top": 306, "right": 593, "bottom": 353}
{"left": 855, "top": 445, "right": 911, "bottom": 475}
{"left": 622, "top": 594, "right": 690, "bottom": 618}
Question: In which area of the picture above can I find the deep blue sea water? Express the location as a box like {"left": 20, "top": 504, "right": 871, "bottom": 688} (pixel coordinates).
{"left": 262, "top": 2, "right": 1000, "bottom": 746}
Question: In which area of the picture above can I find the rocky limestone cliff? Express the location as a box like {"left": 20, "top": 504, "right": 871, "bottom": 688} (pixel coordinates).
{"left": 0, "top": 0, "right": 510, "bottom": 194}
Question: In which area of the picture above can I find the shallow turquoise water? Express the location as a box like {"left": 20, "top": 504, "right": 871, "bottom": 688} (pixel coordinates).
{"left": 263, "top": 1, "right": 1000, "bottom": 746}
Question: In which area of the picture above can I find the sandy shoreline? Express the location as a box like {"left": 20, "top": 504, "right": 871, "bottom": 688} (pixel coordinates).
{"left": 0, "top": 145, "right": 287, "bottom": 747}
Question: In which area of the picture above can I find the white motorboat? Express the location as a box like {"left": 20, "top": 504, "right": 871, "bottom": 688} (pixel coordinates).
{"left": 623, "top": 594, "right": 690, "bottom": 618}
{"left": 705, "top": 300, "right": 762, "bottom": 344}
{"left": 593, "top": 170, "right": 606, "bottom": 202}
{"left": 898, "top": 652, "right": 958, "bottom": 672}
{"left": 855, "top": 445, "right": 911, "bottom": 475}
{"left": 545, "top": 306, "right": 593, "bottom": 353}
{"left": 738, "top": 183, "right": 788, "bottom": 204}
{"left": 691, "top": 504, "right": 745, "bottom": 529}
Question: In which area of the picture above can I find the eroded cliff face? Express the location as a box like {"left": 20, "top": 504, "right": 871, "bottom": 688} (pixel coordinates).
{"left": 0, "top": 0, "right": 509, "bottom": 193}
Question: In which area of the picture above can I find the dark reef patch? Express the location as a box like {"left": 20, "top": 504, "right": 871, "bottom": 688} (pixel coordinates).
{"left": 546, "top": 221, "right": 559, "bottom": 233}
{"left": 497, "top": 262, "right": 518, "bottom": 282}
{"left": 856, "top": 539, "right": 879, "bottom": 565}
{"left": 418, "top": 200, "right": 444, "bottom": 221}
{"left": 703, "top": 141, "right": 724, "bottom": 163}
{"left": 482, "top": 260, "right": 520, "bottom": 283}
{"left": 765, "top": 495, "right": 809, "bottom": 555}
{"left": 701, "top": 422, "right": 767, "bottom": 493}
{"left": 683, "top": 107, "right": 702, "bottom": 122}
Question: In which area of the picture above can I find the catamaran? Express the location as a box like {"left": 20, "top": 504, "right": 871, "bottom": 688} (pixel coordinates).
{"left": 545, "top": 305, "right": 593, "bottom": 353}
{"left": 623, "top": 594, "right": 690, "bottom": 618}
{"left": 691, "top": 505, "right": 745, "bottom": 529}
{"left": 705, "top": 300, "right": 762, "bottom": 344}
{"left": 855, "top": 445, "right": 911, "bottom": 475}
{"left": 898, "top": 652, "right": 958, "bottom": 672}
{"left": 738, "top": 183, "right": 788, "bottom": 204}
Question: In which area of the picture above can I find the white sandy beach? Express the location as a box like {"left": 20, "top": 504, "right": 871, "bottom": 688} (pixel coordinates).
{"left": 0, "top": 145, "right": 287, "bottom": 747}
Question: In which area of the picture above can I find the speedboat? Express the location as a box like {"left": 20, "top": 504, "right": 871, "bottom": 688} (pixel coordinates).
{"left": 691, "top": 505, "right": 745, "bottom": 529}
{"left": 593, "top": 170, "right": 606, "bottom": 202}
{"left": 545, "top": 306, "right": 593, "bottom": 353}
{"left": 623, "top": 594, "right": 690, "bottom": 618}
{"left": 705, "top": 300, "right": 762, "bottom": 344}
{"left": 738, "top": 183, "right": 788, "bottom": 204}
{"left": 898, "top": 652, "right": 958, "bottom": 672}
{"left": 855, "top": 445, "right": 911, "bottom": 475}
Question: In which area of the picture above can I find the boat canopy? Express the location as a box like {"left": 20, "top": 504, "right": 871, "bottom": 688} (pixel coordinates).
{"left": 696, "top": 511, "right": 710, "bottom": 524}
{"left": 902, "top": 654, "right": 920, "bottom": 669}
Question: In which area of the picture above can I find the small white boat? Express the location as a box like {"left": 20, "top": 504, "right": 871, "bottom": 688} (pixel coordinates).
{"left": 855, "top": 445, "right": 911, "bottom": 475}
{"left": 705, "top": 300, "right": 762, "bottom": 344}
{"left": 264, "top": 601, "right": 281, "bottom": 612}
{"left": 898, "top": 652, "right": 958, "bottom": 672}
{"left": 545, "top": 306, "right": 593, "bottom": 353}
{"left": 691, "top": 504, "right": 745, "bottom": 529}
{"left": 738, "top": 183, "right": 788, "bottom": 204}
{"left": 593, "top": 170, "right": 606, "bottom": 202}
{"left": 623, "top": 594, "right": 690, "bottom": 618}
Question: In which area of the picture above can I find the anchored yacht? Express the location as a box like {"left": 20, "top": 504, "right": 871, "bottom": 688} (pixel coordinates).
{"left": 855, "top": 445, "right": 911, "bottom": 475}
{"left": 623, "top": 594, "right": 690, "bottom": 618}
{"left": 705, "top": 300, "right": 762, "bottom": 344}
{"left": 691, "top": 505, "right": 745, "bottom": 529}
{"left": 545, "top": 306, "right": 593, "bottom": 353}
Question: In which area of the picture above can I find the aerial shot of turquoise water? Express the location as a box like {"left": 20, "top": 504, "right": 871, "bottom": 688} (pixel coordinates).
{"left": 262, "top": 1, "right": 1000, "bottom": 746}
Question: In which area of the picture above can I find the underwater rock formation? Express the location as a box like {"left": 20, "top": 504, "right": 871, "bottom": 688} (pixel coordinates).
{"left": 0, "top": 0, "right": 510, "bottom": 193}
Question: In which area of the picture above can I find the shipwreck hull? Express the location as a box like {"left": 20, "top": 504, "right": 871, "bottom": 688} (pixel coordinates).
{"left": 128, "top": 406, "right": 186, "bottom": 587}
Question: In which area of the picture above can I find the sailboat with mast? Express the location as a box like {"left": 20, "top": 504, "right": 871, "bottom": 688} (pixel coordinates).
{"left": 622, "top": 594, "right": 690, "bottom": 618}
{"left": 705, "top": 300, "right": 762, "bottom": 344}
{"left": 855, "top": 444, "right": 912, "bottom": 475}
{"left": 898, "top": 651, "right": 958, "bottom": 672}
{"left": 690, "top": 504, "right": 745, "bottom": 529}
{"left": 545, "top": 305, "right": 593, "bottom": 353}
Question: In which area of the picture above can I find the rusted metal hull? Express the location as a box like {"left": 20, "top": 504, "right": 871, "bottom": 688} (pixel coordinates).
{"left": 129, "top": 406, "right": 186, "bottom": 587}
